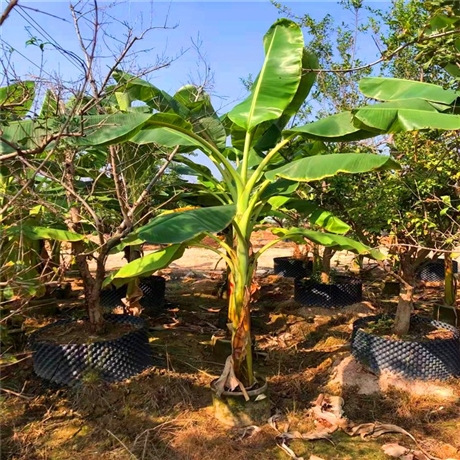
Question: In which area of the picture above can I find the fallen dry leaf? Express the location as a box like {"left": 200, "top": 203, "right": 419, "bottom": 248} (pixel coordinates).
{"left": 311, "top": 393, "right": 348, "bottom": 430}
{"left": 235, "top": 425, "right": 261, "bottom": 441}
{"left": 382, "top": 443, "right": 410, "bottom": 457}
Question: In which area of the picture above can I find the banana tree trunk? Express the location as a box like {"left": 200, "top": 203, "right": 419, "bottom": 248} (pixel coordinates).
{"left": 216, "top": 226, "right": 234, "bottom": 328}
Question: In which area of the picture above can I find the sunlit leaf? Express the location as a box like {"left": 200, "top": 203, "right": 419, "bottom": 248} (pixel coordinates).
{"left": 106, "top": 244, "right": 185, "bottom": 287}
{"left": 228, "top": 19, "right": 304, "bottom": 131}
{"left": 139, "top": 205, "right": 236, "bottom": 244}
{"left": 272, "top": 227, "right": 385, "bottom": 259}
{"left": 265, "top": 153, "right": 399, "bottom": 182}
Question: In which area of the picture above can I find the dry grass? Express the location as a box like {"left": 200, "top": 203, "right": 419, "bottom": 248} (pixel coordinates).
{"left": 1, "top": 270, "right": 459, "bottom": 460}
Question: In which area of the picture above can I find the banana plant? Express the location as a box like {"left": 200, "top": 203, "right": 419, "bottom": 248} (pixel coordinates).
{"left": 108, "top": 19, "right": 397, "bottom": 390}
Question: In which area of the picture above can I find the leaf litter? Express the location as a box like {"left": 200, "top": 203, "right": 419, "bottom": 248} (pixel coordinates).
{"left": 264, "top": 393, "right": 449, "bottom": 460}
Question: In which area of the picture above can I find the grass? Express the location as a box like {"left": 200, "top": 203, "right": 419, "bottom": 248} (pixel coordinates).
{"left": 1, "top": 269, "right": 459, "bottom": 460}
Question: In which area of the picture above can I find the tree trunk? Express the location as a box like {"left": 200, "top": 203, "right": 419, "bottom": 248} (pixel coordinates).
{"left": 229, "top": 274, "right": 252, "bottom": 387}
{"left": 444, "top": 253, "right": 455, "bottom": 306}
{"left": 434, "top": 253, "right": 459, "bottom": 326}
{"left": 394, "top": 283, "right": 413, "bottom": 336}
{"left": 321, "top": 247, "right": 333, "bottom": 284}
{"left": 87, "top": 256, "right": 107, "bottom": 330}
{"left": 393, "top": 254, "right": 415, "bottom": 336}
{"left": 88, "top": 290, "right": 104, "bottom": 327}
{"left": 63, "top": 149, "right": 105, "bottom": 329}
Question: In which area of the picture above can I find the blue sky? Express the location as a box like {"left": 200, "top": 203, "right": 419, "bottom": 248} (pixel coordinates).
{"left": 1, "top": 1, "right": 391, "bottom": 112}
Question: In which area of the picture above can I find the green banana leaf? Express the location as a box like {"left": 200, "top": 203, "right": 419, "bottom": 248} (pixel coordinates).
{"left": 109, "top": 233, "right": 146, "bottom": 254}
{"left": 359, "top": 77, "right": 460, "bottom": 105}
{"left": 277, "top": 48, "right": 318, "bottom": 129}
{"left": 39, "top": 90, "right": 62, "bottom": 118}
{"left": 268, "top": 197, "right": 351, "bottom": 234}
{"left": 173, "top": 155, "right": 218, "bottom": 184}
{"left": 130, "top": 113, "right": 203, "bottom": 147}
{"left": 4, "top": 225, "right": 85, "bottom": 242}
{"left": 138, "top": 205, "right": 237, "bottom": 244}
{"left": 353, "top": 107, "right": 460, "bottom": 133}
{"left": 112, "top": 70, "right": 189, "bottom": 117}
{"left": 265, "top": 153, "right": 399, "bottom": 182}
{"left": 105, "top": 244, "right": 186, "bottom": 287}
{"left": 259, "top": 179, "right": 299, "bottom": 200}
{"left": 79, "top": 113, "right": 153, "bottom": 146}
{"left": 251, "top": 48, "right": 319, "bottom": 154}
{"left": 0, "top": 113, "right": 153, "bottom": 154}
{"left": 189, "top": 102, "right": 227, "bottom": 149}
{"left": 0, "top": 81, "right": 35, "bottom": 118}
{"left": 229, "top": 119, "right": 274, "bottom": 152}
{"left": 366, "top": 98, "right": 442, "bottom": 111}
{"left": 287, "top": 111, "right": 377, "bottom": 142}
{"left": 175, "top": 85, "right": 226, "bottom": 148}
{"left": 272, "top": 227, "right": 385, "bottom": 260}
{"left": 228, "top": 19, "right": 304, "bottom": 131}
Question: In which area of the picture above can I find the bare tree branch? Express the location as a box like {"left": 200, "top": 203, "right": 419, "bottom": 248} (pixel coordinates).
{"left": 0, "top": 0, "right": 18, "bottom": 26}
{"left": 121, "top": 145, "right": 180, "bottom": 229}
{"left": 303, "top": 28, "right": 460, "bottom": 74}
{"left": 18, "top": 155, "right": 104, "bottom": 243}
{"left": 0, "top": 130, "right": 83, "bottom": 162}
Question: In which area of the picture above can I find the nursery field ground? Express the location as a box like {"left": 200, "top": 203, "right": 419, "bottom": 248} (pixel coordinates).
{"left": 1, "top": 230, "right": 460, "bottom": 460}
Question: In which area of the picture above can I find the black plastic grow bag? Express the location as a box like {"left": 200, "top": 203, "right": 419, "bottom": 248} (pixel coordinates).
{"left": 29, "top": 314, "right": 155, "bottom": 386}
{"left": 100, "top": 275, "right": 166, "bottom": 315}
{"left": 351, "top": 314, "right": 460, "bottom": 380}
{"left": 416, "top": 259, "right": 458, "bottom": 282}
{"left": 273, "top": 257, "right": 313, "bottom": 278}
{"left": 294, "top": 276, "right": 362, "bottom": 308}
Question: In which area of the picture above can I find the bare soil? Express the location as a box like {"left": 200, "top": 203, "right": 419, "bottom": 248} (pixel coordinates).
{"left": 35, "top": 320, "right": 137, "bottom": 345}
{"left": 2, "top": 232, "right": 460, "bottom": 460}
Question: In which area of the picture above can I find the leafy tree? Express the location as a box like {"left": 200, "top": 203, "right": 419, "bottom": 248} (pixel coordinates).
{"left": 0, "top": 1, "right": 183, "bottom": 328}
{"left": 273, "top": 0, "right": 460, "bottom": 334}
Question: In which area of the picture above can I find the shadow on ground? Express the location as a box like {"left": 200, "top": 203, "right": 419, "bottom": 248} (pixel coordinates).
{"left": 1, "top": 270, "right": 459, "bottom": 459}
